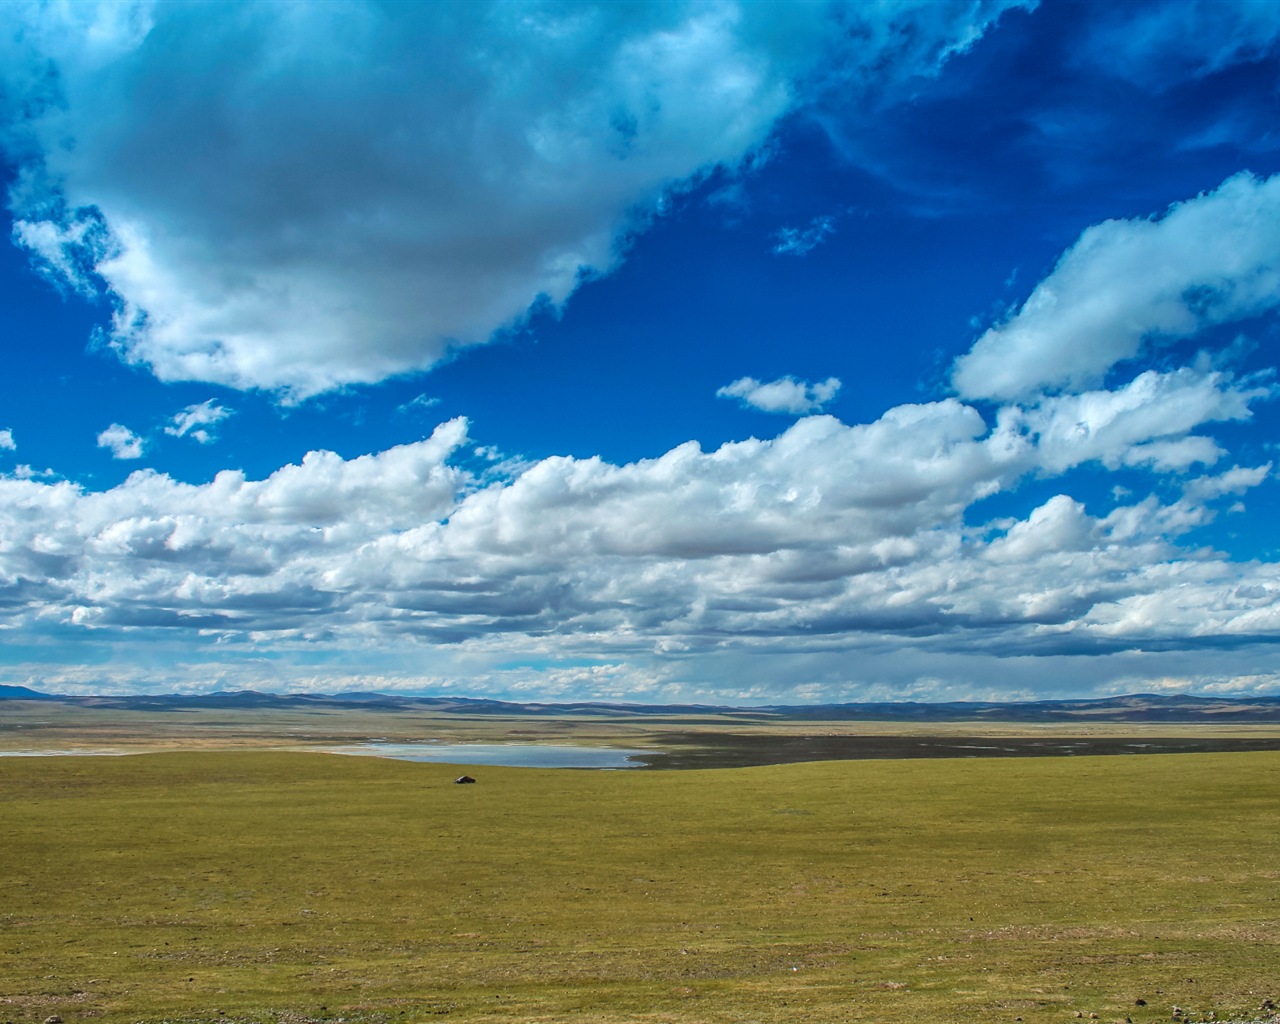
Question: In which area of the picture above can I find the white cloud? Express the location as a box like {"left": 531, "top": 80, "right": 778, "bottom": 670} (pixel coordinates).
{"left": 0, "top": 360, "right": 1272, "bottom": 699}
{"left": 397, "top": 394, "right": 441, "bottom": 416}
{"left": 12, "top": 2, "right": 1280, "bottom": 706}
{"left": 1183, "top": 463, "right": 1272, "bottom": 503}
{"left": 96, "top": 423, "right": 144, "bottom": 460}
{"left": 772, "top": 215, "right": 835, "bottom": 256}
{"left": 164, "top": 399, "right": 230, "bottom": 445}
{"left": 0, "top": 0, "right": 1027, "bottom": 399}
{"left": 718, "top": 375, "right": 842, "bottom": 415}
{"left": 953, "top": 172, "right": 1280, "bottom": 402}
{"left": 10, "top": 214, "right": 112, "bottom": 298}
{"left": 9, "top": 464, "right": 54, "bottom": 480}
{"left": 991, "top": 366, "right": 1268, "bottom": 474}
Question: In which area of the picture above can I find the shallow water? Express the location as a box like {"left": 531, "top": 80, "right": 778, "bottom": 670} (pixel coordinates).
{"left": 0, "top": 749, "right": 129, "bottom": 757}
{"left": 328, "top": 741, "right": 652, "bottom": 769}
{"left": 636, "top": 732, "right": 1280, "bottom": 769}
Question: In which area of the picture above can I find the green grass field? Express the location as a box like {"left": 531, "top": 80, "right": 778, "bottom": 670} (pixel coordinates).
{"left": 4, "top": 750, "right": 1280, "bottom": 1024}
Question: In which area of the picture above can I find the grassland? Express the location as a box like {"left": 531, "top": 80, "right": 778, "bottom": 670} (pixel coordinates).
{"left": 4, "top": 747, "right": 1280, "bottom": 1024}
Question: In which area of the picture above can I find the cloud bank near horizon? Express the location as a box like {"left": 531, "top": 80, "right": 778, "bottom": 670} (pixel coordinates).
{"left": 2, "top": 239, "right": 1275, "bottom": 698}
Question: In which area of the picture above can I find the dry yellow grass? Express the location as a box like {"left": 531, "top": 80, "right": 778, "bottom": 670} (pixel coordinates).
{"left": 3, "top": 748, "right": 1280, "bottom": 1024}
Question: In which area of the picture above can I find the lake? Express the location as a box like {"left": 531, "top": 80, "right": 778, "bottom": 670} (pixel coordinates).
{"left": 328, "top": 742, "right": 653, "bottom": 769}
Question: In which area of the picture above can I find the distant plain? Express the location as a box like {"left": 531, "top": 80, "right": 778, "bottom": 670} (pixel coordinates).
{"left": 6, "top": 699, "right": 1280, "bottom": 764}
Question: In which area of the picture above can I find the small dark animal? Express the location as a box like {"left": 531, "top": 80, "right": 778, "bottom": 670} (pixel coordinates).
{"left": 454, "top": 775, "right": 476, "bottom": 784}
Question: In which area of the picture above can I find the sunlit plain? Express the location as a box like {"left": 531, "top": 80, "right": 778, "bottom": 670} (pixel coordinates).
{"left": 4, "top": 743, "right": 1279, "bottom": 1024}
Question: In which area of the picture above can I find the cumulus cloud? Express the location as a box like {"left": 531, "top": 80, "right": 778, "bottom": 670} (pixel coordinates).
{"left": 991, "top": 366, "right": 1269, "bottom": 474}
{"left": 718, "top": 375, "right": 842, "bottom": 414}
{"left": 0, "top": 0, "right": 1026, "bottom": 399}
{"left": 0, "top": 429, "right": 13, "bottom": 451}
{"left": 164, "top": 400, "right": 231, "bottom": 445}
{"left": 96, "top": 423, "right": 144, "bottom": 460}
{"left": 953, "top": 172, "right": 1280, "bottom": 401}
{"left": 0, "top": 360, "right": 1272, "bottom": 695}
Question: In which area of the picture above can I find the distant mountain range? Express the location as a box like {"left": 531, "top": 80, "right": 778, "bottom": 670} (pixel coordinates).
{"left": 3, "top": 685, "right": 1280, "bottom": 723}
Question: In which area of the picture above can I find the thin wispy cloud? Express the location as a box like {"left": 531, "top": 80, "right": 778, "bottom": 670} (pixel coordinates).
{"left": 164, "top": 400, "right": 231, "bottom": 445}
{"left": 396, "top": 394, "right": 442, "bottom": 416}
{"left": 772, "top": 216, "right": 836, "bottom": 256}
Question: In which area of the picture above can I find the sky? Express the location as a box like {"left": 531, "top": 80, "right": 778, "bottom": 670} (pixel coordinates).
{"left": 3, "top": 0, "right": 1280, "bottom": 703}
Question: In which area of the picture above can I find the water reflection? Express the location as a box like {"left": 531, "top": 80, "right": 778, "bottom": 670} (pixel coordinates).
{"left": 330, "top": 742, "right": 651, "bottom": 768}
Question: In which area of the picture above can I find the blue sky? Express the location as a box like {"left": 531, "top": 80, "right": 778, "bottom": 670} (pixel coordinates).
{"left": 3, "top": 0, "right": 1280, "bottom": 702}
